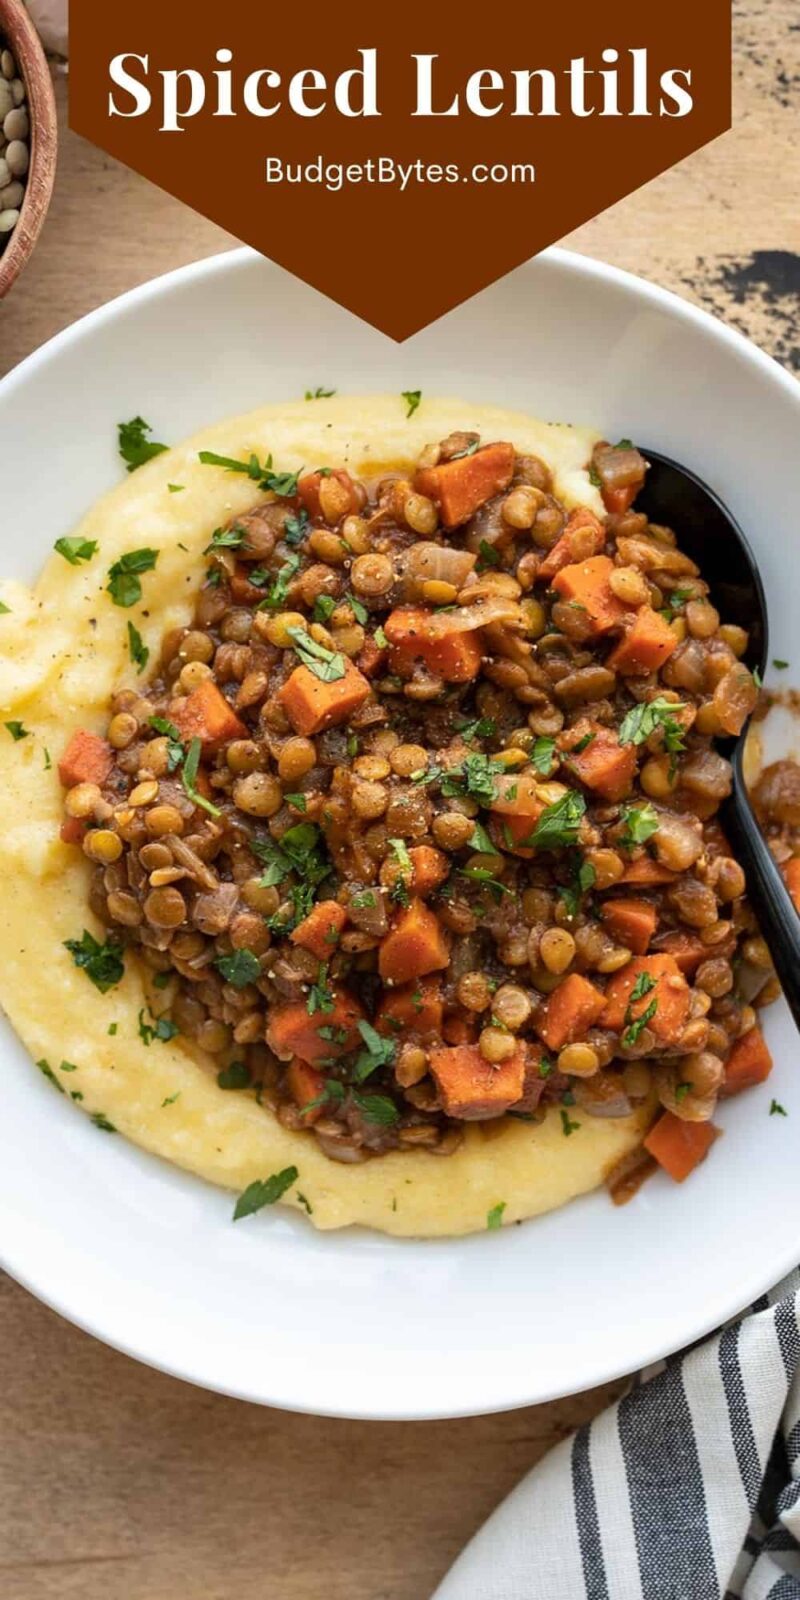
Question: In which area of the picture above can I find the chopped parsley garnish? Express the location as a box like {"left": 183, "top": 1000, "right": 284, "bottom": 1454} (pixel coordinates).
{"left": 621, "top": 973, "right": 658, "bottom": 1048}
{"left": 148, "top": 716, "right": 185, "bottom": 772}
{"left": 313, "top": 594, "right": 336, "bottom": 623}
{"left": 106, "top": 547, "right": 159, "bottom": 608}
{"left": 259, "top": 554, "right": 301, "bottom": 610}
{"left": 531, "top": 737, "right": 557, "bottom": 776}
{"left": 353, "top": 1092, "right": 400, "bottom": 1127}
{"left": 198, "top": 449, "right": 301, "bottom": 499}
{"left": 233, "top": 1165, "right": 299, "bottom": 1220}
{"left": 347, "top": 593, "right": 368, "bottom": 625}
{"left": 0, "top": 600, "right": 10, "bottom": 613}
{"left": 618, "top": 802, "right": 659, "bottom": 852}
{"left": 36, "top": 1058, "right": 64, "bottom": 1094}
{"left": 59, "top": 1060, "right": 78, "bottom": 1073}
{"left": 64, "top": 930, "right": 124, "bottom": 993}
{"left": 43, "top": 747, "right": 51, "bottom": 770}
{"left": 217, "top": 1061, "right": 252, "bottom": 1090}
{"left": 526, "top": 790, "right": 586, "bottom": 851}
{"left": 588, "top": 463, "right": 602, "bottom": 489}
{"left": 307, "top": 966, "right": 335, "bottom": 1015}
{"left": 284, "top": 507, "right": 310, "bottom": 546}
{"left": 457, "top": 715, "right": 496, "bottom": 743}
{"left": 204, "top": 524, "right": 247, "bottom": 553}
{"left": 252, "top": 823, "right": 332, "bottom": 911}
{"left": 127, "top": 620, "right": 149, "bottom": 673}
{"left": 458, "top": 866, "right": 509, "bottom": 899}
{"left": 559, "top": 856, "right": 596, "bottom": 919}
{"left": 287, "top": 626, "right": 346, "bottom": 683}
{"left": 305, "top": 386, "right": 336, "bottom": 399}
{"left": 162, "top": 1092, "right": 181, "bottom": 1106}
{"left": 619, "top": 697, "right": 686, "bottom": 752}
{"left": 752, "top": 666, "right": 763, "bottom": 689}
{"left": 353, "top": 1020, "right": 397, "bottom": 1084}
{"left": 181, "top": 735, "right": 221, "bottom": 818}
{"left": 296, "top": 1191, "right": 313, "bottom": 1215}
{"left": 373, "top": 625, "right": 388, "bottom": 649}
{"left": 167, "top": 483, "right": 184, "bottom": 493}
{"left": 118, "top": 416, "right": 169, "bottom": 472}
{"left": 285, "top": 793, "right": 307, "bottom": 812}
{"left": 91, "top": 1113, "right": 117, "bottom": 1133}
{"left": 770, "top": 1099, "right": 788, "bottom": 1117}
{"left": 351, "top": 890, "right": 377, "bottom": 909}
{"left": 486, "top": 1202, "right": 506, "bottom": 1230}
{"left": 54, "top": 535, "right": 98, "bottom": 565}
{"left": 538, "top": 1057, "right": 554, "bottom": 1077}
{"left": 477, "top": 539, "right": 500, "bottom": 571}
{"left": 215, "top": 949, "right": 262, "bottom": 989}
{"left": 401, "top": 389, "right": 422, "bottom": 418}
{"left": 451, "top": 439, "right": 480, "bottom": 460}
{"left": 300, "top": 1080, "right": 346, "bottom": 1117}
{"left": 468, "top": 821, "right": 499, "bottom": 855}
{"left": 560, "top": 1109, "right": 580, "bottom": 1136}
{"left": 773, "top": 660, "right": 789, "bottom": 671}
{"left": 5, "top": 720, "right": 29, "bottom": 741}
{"left": 137, "top": 1007, "right": 179, "bottom": 1045}
{"left": 674, "top": 1082, "right": 692, "bottom": 1103}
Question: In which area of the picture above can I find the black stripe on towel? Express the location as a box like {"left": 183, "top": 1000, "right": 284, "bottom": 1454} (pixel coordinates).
{"left": 618, "top": 1356, "right": 717, "bottom": 1599}
{"left": 775, "top": 1296, "right": 800, "bottom": 1381}
{"left": 571, "top": 1426, "right": 610, "bottom": 1600}
{"left": 720, "top": 1325, "right": 763, "bottom": 1507}
{"left": 766, "top": 1575, "right": 800, "bottom": 1598}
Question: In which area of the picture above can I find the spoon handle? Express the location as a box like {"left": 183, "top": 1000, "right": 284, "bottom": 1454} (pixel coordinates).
{"left": 722, "top": 741, "right": 800, "bottom": 1029}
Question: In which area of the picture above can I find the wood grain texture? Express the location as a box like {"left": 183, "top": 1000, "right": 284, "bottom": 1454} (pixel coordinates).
{"left": 0, "top": 5, "right": 797, "bottom": 1597}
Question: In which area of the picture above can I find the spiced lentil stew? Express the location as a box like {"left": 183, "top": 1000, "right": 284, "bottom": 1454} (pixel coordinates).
{"left": 58, "top": 430, "right": 780, "bottom": 1192}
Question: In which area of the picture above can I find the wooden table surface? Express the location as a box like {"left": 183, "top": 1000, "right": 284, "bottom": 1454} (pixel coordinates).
{"left": 1, "top": 8, "right": 798, "bottom": 1597}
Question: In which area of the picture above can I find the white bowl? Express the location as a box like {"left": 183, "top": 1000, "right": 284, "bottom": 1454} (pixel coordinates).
{"left": 2, "top": 248, "right": 799, "bottom": 1421}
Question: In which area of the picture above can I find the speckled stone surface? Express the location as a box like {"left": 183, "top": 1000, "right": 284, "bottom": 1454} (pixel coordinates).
{"left": 0, "top": 7, "right": 797, "bottom": 1599}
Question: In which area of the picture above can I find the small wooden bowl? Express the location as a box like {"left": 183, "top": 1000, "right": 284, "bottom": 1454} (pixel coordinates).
{"left": 0, "top": 0, "right": 57, "bottom": 298}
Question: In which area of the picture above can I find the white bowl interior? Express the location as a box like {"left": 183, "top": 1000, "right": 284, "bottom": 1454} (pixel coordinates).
{"left": 2, "top": 249, "right": 799, "bottom": 1419}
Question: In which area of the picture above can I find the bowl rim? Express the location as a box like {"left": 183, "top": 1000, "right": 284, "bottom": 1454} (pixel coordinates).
{"left": 0, "top": 0, "right": 58, "bottom": 299}
{"left": 1, "top": 245, "right": 800, "bottom": 1420}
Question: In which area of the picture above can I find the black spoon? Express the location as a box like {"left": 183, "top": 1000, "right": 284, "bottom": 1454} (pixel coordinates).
{"left": 636, "top": 448, "right": 800, "bottom": 1028}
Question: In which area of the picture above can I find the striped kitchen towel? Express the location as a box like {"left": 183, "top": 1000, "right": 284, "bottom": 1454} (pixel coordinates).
{"left": 433, "top": 1271, "right": 800, "bottom": 1600}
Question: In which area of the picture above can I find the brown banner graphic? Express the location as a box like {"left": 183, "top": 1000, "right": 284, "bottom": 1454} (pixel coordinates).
{"left": 68, "top": 0, "right": 732, "bottom": 339}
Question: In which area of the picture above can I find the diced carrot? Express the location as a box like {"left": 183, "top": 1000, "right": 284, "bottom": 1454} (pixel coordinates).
{"left": 377, "top": 977, "right": 443, "bottom": 1038}
{"left": 58, "top": 729, "right": 113, "bottom": 790}
{"left": 536, "top": 507, "right": 607, "bottom": 583}
{"left": 415, "top": 441, "right": 515, "bottom": 529}
{"left": 297, "top": 468, "right": 359, "bottom": 521}
{"left": 59, "top": 816, "right": 87, "bottom": 845}
{"left": 652, "top": 929, "right": 708, "bottom": 975}
{"left": 602, "top": 484, "right": 639, "bottom": 516}
{"left": 429, "top": 1041, "right": 527, "bottom": 1119}
{"left": 551, "top": 555, "right": 627, "bottom": 636}
{"left": 537, "top": 973, "right": 606, "bottom": 1052}
{"left": 606, "top": 606, "right": 678, "bottom": 675}
{"left": 561, "top": 725, "right": 636, "bottom": 802}
{"left": 600, "top": 898, "right": 658, "bottom": 955}
{"left": 170, "top": 679, "right": 248, "bottom": 753}
{"left": 408, "top": 845, "right": 449, "bottom": 897}
{"left": 489, "top": 770, "right": 541, "bottom": 817}
{"left": 722, "top": 1026, "right": 773, "bottom": 1096}
{"left": 356, "top": 634, "right": 387, "bottom": 678}
{"left": 378, "top": 899, "right": 450, "bottom": 985}
{"left": 290, "top": 900, "right": 347, "bottom": 961}
{"left": 279, "top": 659, "right": 371, "bottom": 737}
{"left": 783, "top": 857, "right": 800, "bottom": 915}
{"left": 601, "top": 955, "right": 690, "bottom": 1045}
{"left": 384, "top": 607, "right": 484, "bottom": 683}
{"left": 286, "top": 1058, "right": 326, "bottom": 1123}
{"left": 266, "top": 991, "right": 363, "bottom": 1066}
{"left": 442, "top": 1013, "right": 479, "bottom": 1046}
{"left": 618, "top": 858, "right": 678, "bottom": 887}
{"left": 644, "top": 1112, "right": 719, "bottom": 1182}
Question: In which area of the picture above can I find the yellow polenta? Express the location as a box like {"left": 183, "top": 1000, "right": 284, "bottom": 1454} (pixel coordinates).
{"left": 0, "top": 396, "right": 652, "bottom": 1236}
